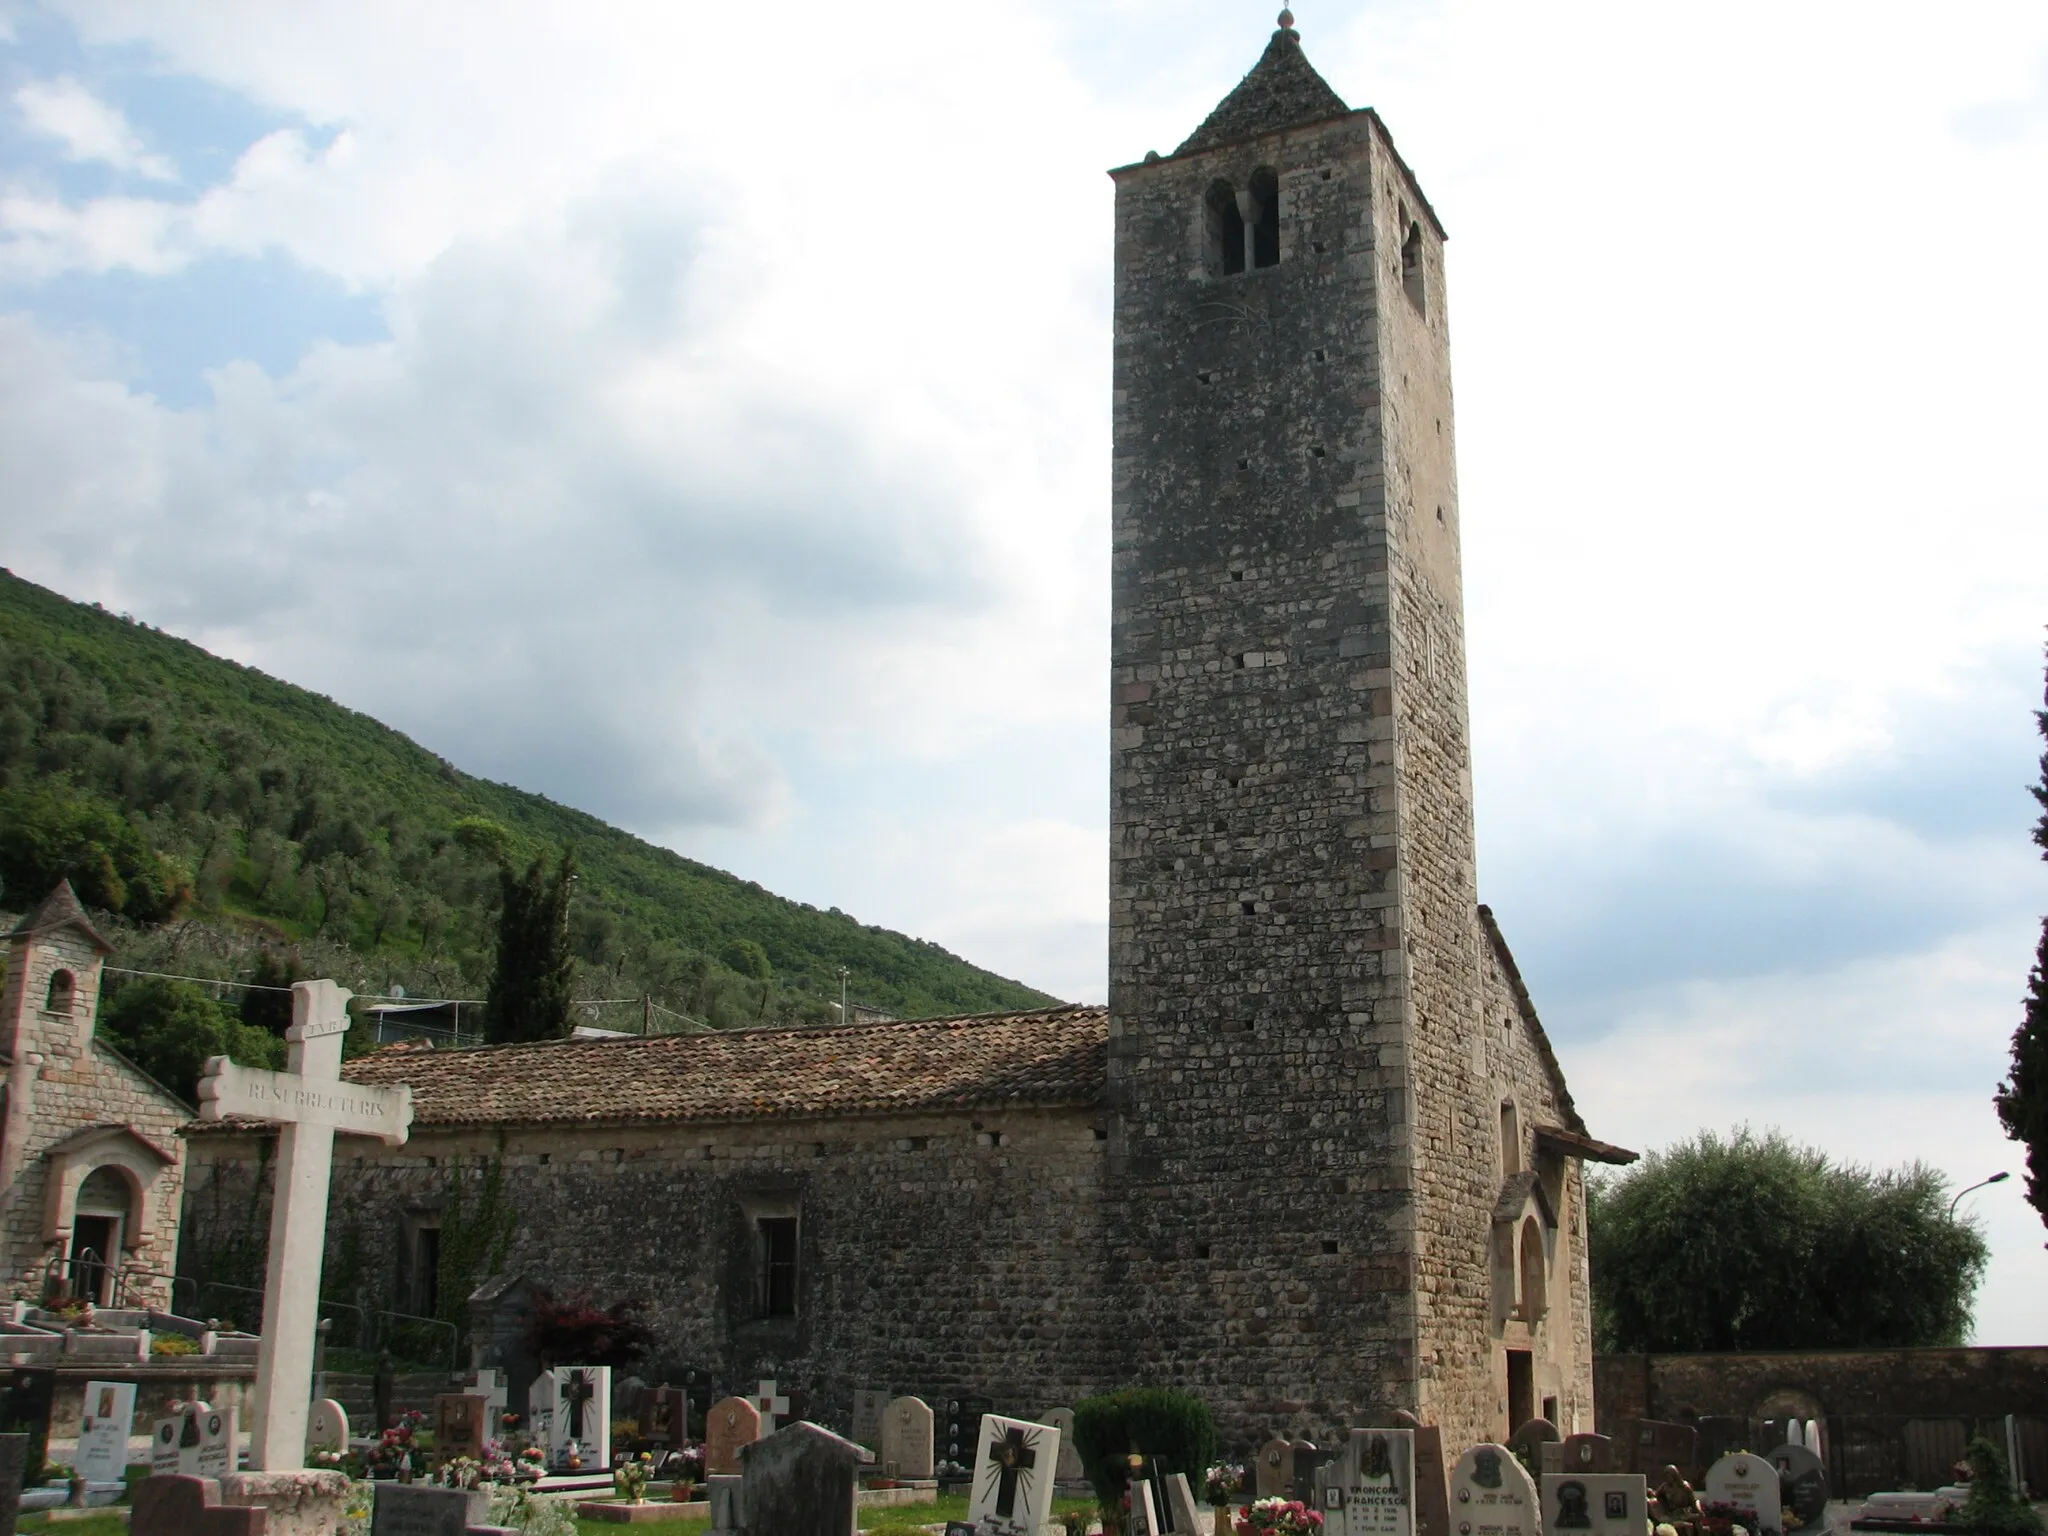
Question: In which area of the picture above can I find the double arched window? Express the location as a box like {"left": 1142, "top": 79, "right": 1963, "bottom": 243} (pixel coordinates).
{"left": 1206, "top": 169, "right": 1283, "bottom": 277}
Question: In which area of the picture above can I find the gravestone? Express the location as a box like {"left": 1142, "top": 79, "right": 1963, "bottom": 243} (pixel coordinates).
{"left": 851, "top": 1388, "right": 889, "bottom": 1453}
{"left": 880, "top": 1396, "right": 934, "bottom": 1480}
{"left": 966, "top": 1413, "right": 1061, "bottom": 1536}
{"left": 706, "top": 1396, "right": 763, "bottom": 1476}
{"left": 639, "top": 1386, "right": 688, "bottom": 1447}
{"left": 1612, "top": 1420, "right": 1699, "bottom": 1480}
{"left": 0, "top": 1432, "right": 25, "bottom": 1536}
{"left": 1804, "top": 1422, "right": 1823, "bottom": 1462}
{"left": 306, "top": 1399, "right": 349, "bottom": 1461}
{"left": 1703, "top": 1452, "right": 1783, "bottom": 1536}
{"left": 706, "top": 1473, "right": 744, "bottom": 1536}
{"left": 196, "top": 1407, "right": 237, "bottom": 1480}
{"left": 131, "top": 1475, "right": 267, "bottom": 1536}
{"left": 434, "top": 1394, "right": 488, "bottom": 1466}
{"left": 739, "top": 1420, "right": 862, "bottom": 1536}
{"left": 1412, "top": 1424, "right": 1452, "bottom": 1536}
{"left": 1315, "top": 1426, "right": 1414, "bottom": 1536}
{"left": 470, "top": 1368, "right": 509, "bottom": 1426}
{"left": 1164, "top": 1471, "right": 1203, "bottom": 1532}
{"left": 1540, "top": 1473, "right": 1648, "bottom": 1536}
{"left": 1560, "top": 1435, "right": 1616, "bottom": 1474}
{"left": 195, "top": 980, "right": 413, "bottom": 1470}
{"left": 1257, "top": 1436, "right": 1295, "bottom": 1498}
{"left": 539, "top": 1366, "right": 610, "bottom": 1471}
{"left": 1766, "top": 1444, "right": 1830, "bottom": 1533}
{"left": 943, "top": 1394, "right": 994, "bottom": 1474}
{"left": 751, "top": 1380, "right": 792, "bottom": 1436}
{"left": 1042, "top": 1407, "right": 1085, "bottom": 1483}
{"left": 152, "top": 1407, "right": 203, "bottom": 1475}
{"left": 1507, "top": 1420, "right": 1559, "bottom": 1481}
{"left": 1450, "top": 1443, "right": 1541, "bottom": 1536}
{"left": 0, "top": 1370, "right": 53, "bottom": 1484}
{"left": 76, "top": 1379, "right": 137, "bottom": 1483}
{"left": 1131, "top": 1475, "right": 1164, "bottom": 1536}
{"left": 371, "top": 1481, "right": 471, "bottom": 1535}
{"left": 1297, "top": 1439, "right": 1334, "bottom": 1502}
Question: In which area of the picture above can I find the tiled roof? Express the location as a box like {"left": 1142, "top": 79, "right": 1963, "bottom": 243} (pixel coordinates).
{"left": 7, "top": 881, "right": 112, "bottom": 953}
{"left": 1176, "top": 21, "right": 1351, "bottom": 157}
{"left": 323, "top": 1006, "right": 1108, "bottom": 1130}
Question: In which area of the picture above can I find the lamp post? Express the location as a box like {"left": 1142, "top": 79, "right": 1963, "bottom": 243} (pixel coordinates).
{"left": 1947, "top": 1171, "right": 2010, "bottom": 1218}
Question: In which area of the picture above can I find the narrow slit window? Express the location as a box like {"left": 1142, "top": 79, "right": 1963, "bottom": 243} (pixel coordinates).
{"left": 1250, "top": 168, "right": 1280, "bottom": 268}
{"left": 1402, "top": 220, "right": 1426, "bottom": 310}
{"left": 757, "top": 1216, "right": 798, "bottom": 1318}
{"left": 1207, "top": 181, "right": 1245, "bottom": 276}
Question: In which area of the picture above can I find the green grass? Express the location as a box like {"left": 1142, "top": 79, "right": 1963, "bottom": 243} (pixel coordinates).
{"left": 16, "top": 1516, "right": 130, "bottom": 1536}
{"left": 567, "top": 1490, "right": 1103, "bottom": 1534}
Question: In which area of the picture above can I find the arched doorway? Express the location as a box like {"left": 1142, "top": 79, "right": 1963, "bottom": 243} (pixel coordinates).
{"left": 69, "top": 1165, "right": 131, "bottom": 1305}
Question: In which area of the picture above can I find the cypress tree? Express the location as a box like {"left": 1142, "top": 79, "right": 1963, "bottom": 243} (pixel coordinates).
{"left": 1995, "top": 648, "right": 2048, "bottom": 1233}
{"left": 484, "top": 845, "right": 577, "bottom": 1044}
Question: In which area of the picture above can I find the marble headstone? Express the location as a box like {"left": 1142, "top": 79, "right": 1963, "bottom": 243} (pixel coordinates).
{"left": 76, "top": 1380, "right": 137, "bottom": 1484}
{"left": 539, "top": 1366, "right": 610, "bottom": 1471}
{"left": 740, "top": 1421, "right": 862, "bottom": 1536}
{"left": 851, "top": 1389, "right": 889, "bottom": 1453}
{"left": 1613, "top": 1420, "right": 1699, "bottom": 1479}
{"left": 306, "top": 1398, "right": 349, "bottom": 1460}
{"left": 1541, "top": 1473, "right": 1648, "bottom": 1536}
{"left": 880, "top": 1395, "right": 934, "bottom": 1480}
{"left": 1164, "top": 1471, "right": 1203, "bottom": 1532}
{"left": 751, "top": 1380, "right": 792, "bottom": 1436}
{"left": 706, "top": 1473, "right": 745, "bottom": 1536}
{"left": 1767, "top": 1445, "right": 1829, "bottom": 1533}
{"left": 1315, "top": 1426, "right": 1415, "bottom": 1536}
{"left": 1704, "top": 1452, "right": 1783, "bottom": 1536}
{"left": 1043, "top": 1407, "right": 1085, "bottom": 1482}
{"left": 1508, "top": 1421, "right": 1560, "bottom": 1481}
{"left": 195, "top": 1407, "right": 236, "bottom": 1480}
{"left": 1451, "top": 1443, "right": 1541, "bottom": 1536}
{"left": 1257, "top": 1437, "right": 1300, "bottom": 1499}
{"left": 1132, "top": 1476, "right": 1164, "bottom": 1536}
{"left": 707, "top": 1396, "right": 764, "bottom": 1476}
{"left": 433, "top": 1393, "right": 487, "bottom": 1465}
{"left": 1560, "top": 1435, "right": 1616, "bottom": 1474}
{"left": 371, "top": 1482, "right": 473, "bottom": 1536}
{"left": 967, "top": 1413, "right": 1061, "bottom": 1536}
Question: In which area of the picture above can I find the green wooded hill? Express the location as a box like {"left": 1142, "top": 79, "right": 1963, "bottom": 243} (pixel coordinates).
{"left": 0, "top": 568, "right": 1057, "bottom": 1029}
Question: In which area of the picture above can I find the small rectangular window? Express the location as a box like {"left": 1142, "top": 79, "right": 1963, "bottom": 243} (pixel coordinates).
{"left": 412, "top": 1224, "right": 441, "bottom": 1317}
{"left": 757, "top": 1216, "right": 798, "bottom": 1318}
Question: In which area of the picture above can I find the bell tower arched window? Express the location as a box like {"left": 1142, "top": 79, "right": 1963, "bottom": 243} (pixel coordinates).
{"left": 1518, "top": 1215, "right": 1547, "bottom": 1322}
{"left": 1402, "top": 219, "right": 1426, "bottom": 310}
{"left": 1207, "top": 181, "right": 1245, "bottom": 276}
{"left": 1249, "top": 167, "right": 1280, "bottom": 268}
{"left": 45, "top": 970, "right": 75, "bottom": 1015}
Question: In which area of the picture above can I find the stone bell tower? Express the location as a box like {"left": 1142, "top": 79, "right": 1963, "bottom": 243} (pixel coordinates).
{"left": 1105, "top": 12, "right": 1493, "bottom": 1440}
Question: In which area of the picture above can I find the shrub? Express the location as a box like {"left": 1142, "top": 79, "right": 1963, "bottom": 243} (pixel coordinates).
{"left": 150, "top": 1332, "right": 199, "bottom": 1357}
{"left": 1072, "top": 1387, "right": 1219, "bottom": 1516}
{"left": 1959, "top": 1437, "right": 2044, "bottom": 1536}
{"left": 522, "top": 1289, "right": 654, "bottom": 1370}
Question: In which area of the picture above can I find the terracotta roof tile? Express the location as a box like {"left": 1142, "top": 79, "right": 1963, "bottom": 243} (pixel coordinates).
{"left": 326, "top": 1006, "right": 1108, "bottom": 1131}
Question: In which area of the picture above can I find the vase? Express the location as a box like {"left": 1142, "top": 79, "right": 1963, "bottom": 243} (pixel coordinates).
{"left": 1214, "top": 1508, "right": 1235, "bottom": 1536}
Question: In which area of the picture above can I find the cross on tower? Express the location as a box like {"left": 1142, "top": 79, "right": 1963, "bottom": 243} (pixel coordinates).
{"left": 986, "top": 1424, "right": 1039, "bottom": 1517}
{"left": 752, "top": 1379, "right": 791, "bottom": 1435}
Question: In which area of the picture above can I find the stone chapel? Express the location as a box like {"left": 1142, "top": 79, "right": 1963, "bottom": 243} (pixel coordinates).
{"left": 0, "top": 882, "right": 189, "bottom": 1310}
{"left": 180, "top": 17, "right": 1633, "bottom": 1453}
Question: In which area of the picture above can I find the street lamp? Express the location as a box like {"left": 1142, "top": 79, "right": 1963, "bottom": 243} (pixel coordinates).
{"left": 1947, "top": 1171, "right": 2010, "bottom": 1218}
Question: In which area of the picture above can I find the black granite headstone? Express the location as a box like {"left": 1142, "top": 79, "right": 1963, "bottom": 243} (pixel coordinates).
{"left": 0, "top": 1432, "right": 25, "bottom": 1536}
{"left": 944, "top": 1394, "right": 994, "bottom": 1473}
{"left": 0, "top": 1372, "right": 52, "bottom": 1487}
{"left": 1767, "top": 1444, "right": 1830, "bottom": 1532}
{"left": 371, "top": 1482, "right": 473, "bottom": 1536}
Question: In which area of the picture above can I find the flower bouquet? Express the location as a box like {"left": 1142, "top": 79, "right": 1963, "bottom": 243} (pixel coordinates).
{"left": 1207, "top": 1464, "right": 1248, "bottom": 1504}
{"left": 443, "top": 1455, "right": 483, "bottom": 1491}
{"left": 1234, "top": 1496, "right": 1326, "bottom": 1535}
{"left": 615, "top": 1452, "right": 652, "bottom": 1503}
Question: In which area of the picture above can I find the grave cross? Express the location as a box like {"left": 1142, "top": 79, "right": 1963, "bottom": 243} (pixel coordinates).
{"left": 987, "top": 1424, "right": 1038, "bottom": 1517}
{"left": 196, "top": 980, "right": 413, "bottom": 1470}
{"left": 752, "top": 1379, "right": 791, "bottom": 1435}
{"left": 562, "top": 1370, "right": 597, "bottom": 1441}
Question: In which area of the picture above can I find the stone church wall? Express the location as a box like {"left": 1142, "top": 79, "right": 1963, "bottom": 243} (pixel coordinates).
{"left": 184, "top": 1104, "right": 1115, "bottom": 1430}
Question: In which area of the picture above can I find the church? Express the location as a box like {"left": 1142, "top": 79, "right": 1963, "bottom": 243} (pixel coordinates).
{"left": 180, "top": 15, "right": 1633, "bottom": 1455}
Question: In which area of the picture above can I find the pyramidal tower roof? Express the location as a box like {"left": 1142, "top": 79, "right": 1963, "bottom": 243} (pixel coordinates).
{"left": 7, "top": 880, "right": 113, "bottom": 953}
{"left": 1176, "top": 10, "right": 1351, "bottom": 157}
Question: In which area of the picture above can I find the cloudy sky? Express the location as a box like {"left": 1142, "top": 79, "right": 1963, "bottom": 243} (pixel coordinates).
{"left": 3, "top": 0, "right": 2045, "bottom": 1344}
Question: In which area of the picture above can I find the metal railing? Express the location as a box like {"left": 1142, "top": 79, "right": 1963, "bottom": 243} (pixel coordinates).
{"left": 187, "top": 1281, "right": 461, "bottom": 1371}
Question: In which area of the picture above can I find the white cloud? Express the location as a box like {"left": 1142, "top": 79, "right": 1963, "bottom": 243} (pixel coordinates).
{"left": 13, "top": 75, "right": 176, "bottom": 180}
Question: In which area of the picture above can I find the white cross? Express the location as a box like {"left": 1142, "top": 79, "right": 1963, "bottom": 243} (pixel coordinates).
{"left": 753, "top": 1379, "right": 791, "bottom": 1435}
{"left": 472, "top": 1368, "right": 509, "bottom": 1425}
{"left": 196, "top": 981, "right": 413, "bottom": 1470}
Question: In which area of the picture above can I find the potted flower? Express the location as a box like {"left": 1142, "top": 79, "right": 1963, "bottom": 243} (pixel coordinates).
{"left": 1234, "top": 1496, "right": 1326, "bottom": 1535}
{"left": 1207, "top": 1464, "right": 1248, "bottom": 1534}
{"left": 444, "top": 1456, "right": 483, "bottom": 1491}
{"left": 615, "top": 1452, "right": 653, "bottom": 1504}
{"left": 517, "top": 1445, "right": 546, "bottom": 1483}
{"left": 670, "top": 1443, "right": 706, "bottom": 1503}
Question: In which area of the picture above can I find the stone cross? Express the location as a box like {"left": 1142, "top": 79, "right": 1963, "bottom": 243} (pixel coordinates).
{"left": 196, "top": 980, "right": 413, "bottom": 1470}
{"left": 753, "top": 1380, "right": 791, "bottom": 1435}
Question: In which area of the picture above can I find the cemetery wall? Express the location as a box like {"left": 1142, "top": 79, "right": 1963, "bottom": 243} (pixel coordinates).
{"left": 1107, "top": 109, "right": 1428, "bottom": 1444}
{"left": 184, "top": 1103, "right": 1117, "bottom": 1430}
{"left": 0, "top": 922, "right": 187, "bottom": 1309}
{"left": 42, "top": 1366, "right": 256, "bottom": 1437}
{"left": 1596, "top": 1347, "right": 2048, "bottom": 1425}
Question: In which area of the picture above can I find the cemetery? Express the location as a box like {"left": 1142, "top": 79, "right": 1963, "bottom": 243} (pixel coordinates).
{"left": 0, "top": 14, "right": 2042, "bottom": 1536}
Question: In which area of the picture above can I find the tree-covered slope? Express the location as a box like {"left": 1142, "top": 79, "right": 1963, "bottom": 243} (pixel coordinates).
{"left": 0, "top": 568, "right": 1057, "bottom": 1023}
